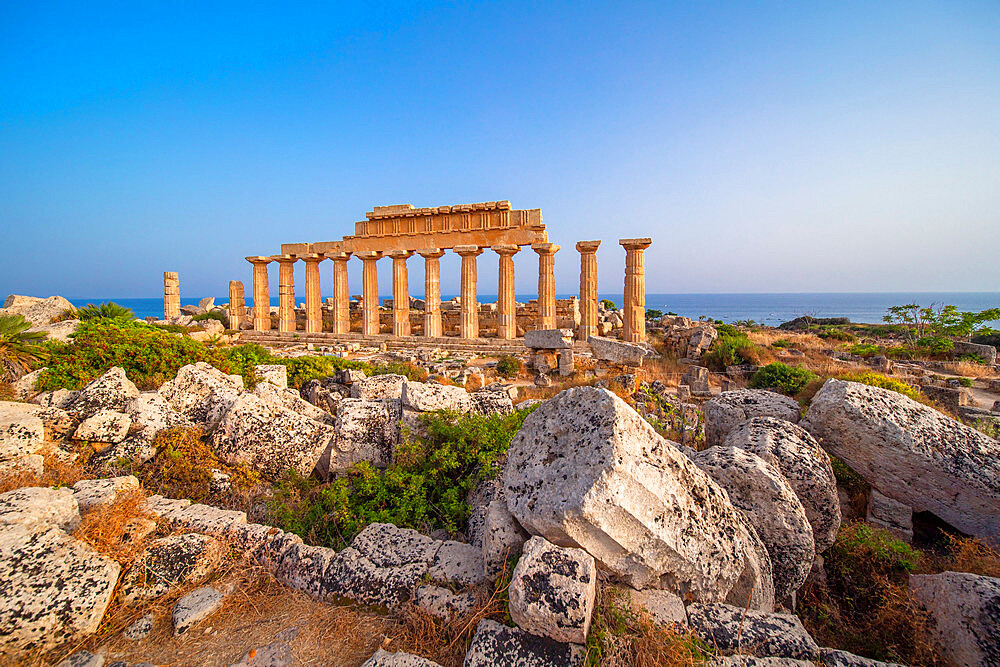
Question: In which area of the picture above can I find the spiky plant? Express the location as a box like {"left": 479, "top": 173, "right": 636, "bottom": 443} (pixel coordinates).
{"left": 75, "top": 301, "right": 135, "bottom": 320}
{"left": 0, "top": 314, "right": 47, "bottom": 381}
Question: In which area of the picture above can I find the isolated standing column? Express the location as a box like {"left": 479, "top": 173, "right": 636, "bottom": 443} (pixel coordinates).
{"left": 418, "top": 248, "right": 444, "bottom": 338}
{"left": 228, "top": 280, "right": 245, "bottom": 330}
{"left": 163, "top": 271, "right": 180, "bottom": 319}
{"left": 493, "top": 244, "right": 520, "bottom": 339}
{"left": 327, "top": 251, "right": 352, "bottom": 334}
{"left": 246, "top": 256, "right": 272, "bottom": 331}
{"left": 620, "top": 238, "right": 652, "bottom": 343}
{"left": 272, "top": 255, "right": 297, "bottom": 333}
{"left": 532, "top": 243, "right": 560, "bottom": 330}
{"left": 302, "top": 253, "right": 324, "bottom": 334}
{"left": 455, "top": 245, "right": 483, "bottom": 339}
{"left": 356, "top": 251, "right": 382, "bottom": 335}
{"left": 576, "top": 240, "right": 601, "bottom": 340}
{"left": 388, "top": 250, "right": 414, "bottom": 337}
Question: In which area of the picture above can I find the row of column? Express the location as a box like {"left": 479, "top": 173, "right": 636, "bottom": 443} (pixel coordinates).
{"left": 243, "top": 238, "right": 650, "bottom": 341}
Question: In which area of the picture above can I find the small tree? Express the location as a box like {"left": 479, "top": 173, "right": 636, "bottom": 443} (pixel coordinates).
{"left": 645, "top": 308, "right": 663, "bottom": 320}
{"left": 600, "top": 299, "right": 617, "bottom": 311}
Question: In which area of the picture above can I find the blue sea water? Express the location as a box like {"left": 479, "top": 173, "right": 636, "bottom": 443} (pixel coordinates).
{"left": 68, "top": 292, "right": 1000, "bottom": 327}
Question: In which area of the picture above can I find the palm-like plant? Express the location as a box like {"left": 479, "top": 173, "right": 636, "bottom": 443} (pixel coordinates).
{"left": 75, "top": 302, "right": 135, "bottom": 320}
{"left": 0, "top": 314, "right": 47, "bottom": 382}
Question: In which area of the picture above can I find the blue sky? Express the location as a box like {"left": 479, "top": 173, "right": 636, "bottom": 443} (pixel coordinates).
{"left": 2, "top": 1, "right": 998, "bottom": 298}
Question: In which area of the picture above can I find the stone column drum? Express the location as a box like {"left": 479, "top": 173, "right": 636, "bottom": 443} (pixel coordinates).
{"left": 246, "top": 256, "right": 272, "bottom": 331}
{"left": 163, "top": 271, "right": 180, "bottom": 319}
{"left": 532, "top": 243, "right": 560, "bottom": 330}
{"left": 576, "top": 241, "right": 601, "bottom": 340}
{"left": 388, "top": 250, "right": 413, "bottom": 337}
{"left": 272, "top": 255, "right": 297, "bottom": 333}
{"left": 327, "top": 251, "right": 352, "bottom": 334}
{"left": 302, "top": 253, "right": 324, "bottom": 334}
{"left": 418, "top": 248, "right": 444, "bottom": 338}
{"left": 455, "top": 245, "right": 483, "bottom": 339}
{"left": 620, "top": 238, "right": 652, "bottom": 343}
{"left": 357, "top": 251, "right": 382, "bottom": 335}
{"left": 493, "top": 244, "right": 520, "bottom": 339}
{"left": 228, "top": 280, "right": 245, "bottom": 330}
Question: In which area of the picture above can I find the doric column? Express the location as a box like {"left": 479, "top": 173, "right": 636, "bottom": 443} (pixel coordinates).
{"left": 271, "top": 255, "right": 297, "bottom": 333}
{"left": 492, "top": 244, "right": 520, "bottom": 339}
{"left": 532, "top": 243, "right": 560, "bottom": 330}
{"left": 620, "top": 238, "right": 652, "bottom": 343}
{"left": 302, "top": 253, "right": 324, "bottom": 334}
{"left": 455, "top": 245, "right": 483, "bottom": 339}
{"left": 576, "top": 241, "right": 601, "bottom": 340}
{"left": 418, "top": 248, "right": 444, "bottom": 338}
{"left": 228, "top": 280, "right": 245, "bottom": 330}
{"left": 245, "top": 256, "right": 272, "bottom": 331}
{"left": 356, "top": 251, "right": 382, "bottom": 335}
{"left": 388, "top": 250, "right": 413, "bottom": 337}
{"left": 326, "top": 251, "right": 352, "bottom": 334}
{"left": 163, "top": 271, "right": 180, "bottom": 319}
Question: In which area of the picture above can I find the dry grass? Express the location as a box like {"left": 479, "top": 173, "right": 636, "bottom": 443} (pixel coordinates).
{"left": 71, "top": 489, "right": 158, "bottom": 565}
{"left": 923, "top": 535, "right": 1000, "bottom": 578}
{"left": 935, "top": 360, "right": 998, "bottom": 379}
{"left": 0, "top": 446, "right": 91, "bottom": 494}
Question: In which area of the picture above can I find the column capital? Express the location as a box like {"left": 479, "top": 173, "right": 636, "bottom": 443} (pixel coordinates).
{"left": 387, "top": 249, "right": 414, "bottom": 259}
{"left": 245, "top": 256, "right": 272, "bottom": 265}
{"left": 300, "top": 253, "right": 324, "bottom": 263}
{"left": 454, "top": 245, "right": 483, "bottom": 257}
{"left": 619, "top": 238, "right": 652, "bottom": 251}
{"left": 324, "top": 251, "right": 352, "bottom": 261}
{"left": 269, "top": 254, "right": 298, "bottom": 264}
{"left": 355, "top": 250, "right": 382, "bottom": 260}
{"left": 532, "top": 242, "right": 561, "bottom": 255}
{"left": 417, "top": 247, "right": 445, "bottom": 259}
{"left": 576, "top": 240, "right": 602, "bottom": 253}
{"left": 492, "top": 244, "right": 521, "bottom": 256}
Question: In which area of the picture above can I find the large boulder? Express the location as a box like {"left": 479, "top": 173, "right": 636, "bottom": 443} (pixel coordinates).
{"left": 693, "top": 446, "right": 814, "bottom": 601}
{"left": 0, "top": 486, "right": 80, "bottom": 531}
{"left": 802, "top": 379, "right": 1000, "bottom": 546}
{"left": 120, "top": 533, "right": 223, "bottom": 602}
{"left": 464, "top": 618, "right": 585, "bottom": 667}
{"left": 401, "top": 380, "right": 471, "bottom": 412}
{"left": 301, "top": 378, "right": 346, "bottom": 414}
{"left": 211, "top": 392, "right": 335, "bottom": 477}
{"left": 524, "top": 329, "right": 574, "bottom": 349}
{"left": 67, "top": 367, "right": 140, "bottom": 418}
{"left": 587, "top": 335, "right": 651, "bottom": 367}
{"left": 158, "top": 362, "right": 244, "bottom": 429}
{"left": 909, "top": 571, "right": 1000, "bottom": 666}
{"left": 509, "top": 536, "right": 597, "bottom": 644}
{"left": 351, "top": 374, "right": 407, "bottom": 400}
{"left": 320, "top": 398, "right": 400, "bottom": 476}
{"left": 0, "top": 294, "right": 74, "bottom": 327}
{"left": 687, "top": 603, "right": 819, "bottom": 660}
{"left": 482, "top": 498, "right": 529, "bottom": 581}
{"left": 252, "top": 381, "right": 335, "bottom": 425}
{"left": 73, "top": 409, "right": 131, "bottom": 443}
{"left": 504, "top": 387, "right": 774, "bottom": 608}
{"left": 704, "top": 390, "right": 801, "bottom": 448}
{"left": 72, "top": 475, "right": 139, "bottom": 512}
{"left": 723, "top": 417, "right": 841, "bottom": 553}
{"left": 0, "top": 523, "right": 120, "bottom": 656}
{"left": 114, "top": 392, "right": 194, "bottom": 463}
{"left": 469, "top": 389, "right": 515, "bottom": 416}
{"left": 30, "top": 319, "right": 80, "bottom": 343}
{"left": 0, "top": 401, "right": 45, "bottom": 462}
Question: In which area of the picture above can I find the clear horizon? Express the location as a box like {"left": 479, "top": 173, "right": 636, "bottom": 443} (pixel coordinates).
{"left": 2, "top": 2, "right": 999, "bottom": 298}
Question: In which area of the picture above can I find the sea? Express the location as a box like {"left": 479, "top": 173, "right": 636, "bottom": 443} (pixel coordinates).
{"left": 66, "top": 292, "right": 1000, "bottom": 327}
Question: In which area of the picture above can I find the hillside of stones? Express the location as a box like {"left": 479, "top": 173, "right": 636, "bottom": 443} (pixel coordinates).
{"left": 1, "top": 294, "right": 999, "bottom": 666}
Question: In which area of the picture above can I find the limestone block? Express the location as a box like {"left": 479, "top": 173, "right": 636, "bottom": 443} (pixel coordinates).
{"left": 255, "top": 364, "right": 288, "bottom": 388}
{"left": 362, "top": 649, "right": 443, "bottom": 666}
{"left": 57, "top": 651, "right": 104, "bottom": 667}
{"left": 624, "top": 587, "right": 687, "bottom": 628}
{"left": 414, "top": 584, "right": 475, "bottom": 621}
{"left": 0, "top": 522, "right": 120, "bottom": 656}
{"left": 469, "top": 389, "right": 515, "bottom": 416}
{"left": 401, "top": 380, "right": 471, "bottom": 412}
{"left": 351, "top": 373, "right": 407, "bottom": 400}
{"left": 910, "top": 571, "right": 1000, "bottom": 666}
{"left": 115, "top": 391, "right": 193, "bottom": 463}
{"left": 0, "top": 486, "right": 80, "bottom": 531}
{"left": 120, "top": 533, "right": 224, "bottom": 602}
{"left": 12, "top": 368, "right": 45, "bottom": 399}
{"left": 65, "top": 366, "right": 140, "bottom": 419}
{"left": 524, "top": 328, "right": 574, "bottom": 349}
{"left": 819, "top": 649, "right": 905, "bottom": 666}
{"left": 558, "top": 349, "right": 575, "bottom": 376}
{"left": 704, "top": 389, "right": 801, "bottom": 448}
{"left": 253, "top": 381, "right": 335, "bottom": 425}
{"left": 322, "top": 398, "right": 399, "bottom": 474}
{"left": 165, "top": 502, "right": 247, "bottom": 536}
{"left": 338, "top": 368, "right": 367, "bottom": 384}
{"left": 123, "top": 614, "right": 153, "bottom": 640}
{"left": 866, "top": 489, "right": 913, "bottom": 542}
{"left": 952, "top": 340, "right": 997, "bottom": 365}
{"left": 172, "top": 586, "right": 225, "bottom": 635}
{"left": 587, "top": 335, "right": 651, "bottom": 367}
{"left": 301, "top": 379, "right": 345, "bottom": 414}
{"left": 687, "top": 603, "right": 820, "bottom": 660}
{"left": 509, "top": 536, "right": 597, "bottom": 644}
{"left": 802, "top": 379, "right": 1000, "bottom": 547}
{"left": 72, "top": 475, "right": 139, "bottom": 512}
{"left": 157, "top": 362, "right": 244, "bottom": 429}
{"left": 0, "top": 294, "right": 74, "bottom": 327}
{"left": 532, "top": 351, "right": 558, "bottom": 374}
{"left": 0, "top": 401, "right": 45, "bottom": 462}
{"left": 482, "top": 498, "right": 529, "bottom": 581}
{"left": 73, "top": 409, "right": 131, "bottom": 443}
{"left": 464, "top": 619, "right": 585, "bottom": 667}
{"left": 232, "top": 640, "right": 294, "bottom": 667}
{"left": 0, "top": 454, "right": 43, "bottom": 478}
{"left": 429, "top": 539, "right": 485, "bottom": 587}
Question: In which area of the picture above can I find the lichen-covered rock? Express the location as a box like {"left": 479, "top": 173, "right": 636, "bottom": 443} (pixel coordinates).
{"left": 321, "top": 398, "right": 400, "bottom": 475}
{"left": 123, "top": 613, "right": 153, "bottom": 640}
{"left": 623, "top": 587, "right": 687, "bottom": 628}
{"left": 120, "top": 533, "right": 223, "bottom": 602}
{"left": 172, "top": 586, "right": 226, "bottom": 635}
{"left": 587, "top": 335, "right": 651, "bottom": 367}
{"left": 72, "top": 475, "right": 139, "bottom": 512}
{"left": 73, "top": 409, "right": 131, "bottom": 443}
{"left": 0, "top": 454, "right": 44, "bottom": 478}
{"left": 0, "top": 486, "right": 80, "bottom": 530}
{"left": 687, "top": 603, "right": 819, "bottom": 659}
{"left": 30, "top": 388, "right": 78, "bottom": 409}
{"left": 67, "top": 367, "right": 140, "bottom": 418}
{"left": 0, "top": 294, "right": 74, "bottom": 328}
{"left": 0, "top": 522, "right": 120, "bottom": 656}
{"left": 30, "top": 319, "right": 80, "bottom": 344}
{"left": 693, "top": 446, "right": 814, "bottom": 601}
{"left": 802, "top": 379, "right": 1000, "bottom": 546}
{"left": 301, "top": 378, "right": 346, "bottom": 414}
{"left": 464, "top": 618, "right": 585, "bottom": 667}
{"left": 351, "top": 374, "right": 407, "bottom": 400}
{"left": 12, "top": 368, "right": 44, "bottom": 399}
{"left": 469, "top": 389, "right": 515, "bottom": 416}
{"left": 57, "top": 650, "right": 104, "bottom": 667}
{"left": 401, "top": 380, "right": 471, "bottom": 412}
{"left": 482, "top": 498, "right": 529, "bottom": 581}
{"left": 819, "top": 649, "right": 905, "bottom": 666}
{"left": 253, "top": 381, "right": 335, "bottom": 425}
{"left": 430, "top": 540, "right": 485, "bottom": 587}
{"left": 254, "top": 364, "right": 288, "bottom": 388}
{"left": 504, "top": 387, "right": 773, "bottom": 607}
{"left": 723, "top": 417, "right": 841, "bottom": 553}
{"left": 157, "top": 362, "right": 244, "bottom": 428}
{"left": 414, "top": 585, "right": 475, "bottom": 621}
{"left": 909, "top": 571, "right": 1000, "bottom": 666}
{"left": 509, "top": 536, "right": 596, "bottom": 644}
{"left": 211, "top": 392, "right": 334, "bottom": 477}
{"left": 0, "top": 401, "right": 45, "bottom": 462}
{"left": 866, "top": 489, "right": 913, "bottom": 542}
{"left": 115, "top": 392, "right": 193, "bottom": 463}
{"left": 363, "top": 649, "right": 443, "bottom": 667}
{"left": 524, "top": 329, "right": 574, "bottom": 349}
{"left": 704, "top": 390, "right": 801, "bottom": 447}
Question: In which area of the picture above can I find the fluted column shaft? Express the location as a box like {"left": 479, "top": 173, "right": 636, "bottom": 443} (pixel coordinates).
{"left": 455, "top": 245, "right": 483, "bottom": 339}
{"left": 388, "top": 250, "right": 414, "bottom": 337}
{"left": 620, "top": 238, "right": 652, "bottom": 343}
{"left": 327, "top": 252, "right": 352, "bottom": 334}
{"left": 273, "top": 255, "right": 297, "bottom": 333}
{"left": 418, "top": 249, "right": 444, "bottom": 338}
{"left": 163, "top": 271, "right": 180, "bottom": 319}
{"left": 532, "top": 243, "right": 560, "bottom": 330}
{"left": 357, "top": 251, "right": 382, "bottom": 335}
{"left": 228, "top": 280, "right": 245, "bottom": 330}
{"left": 246, "top": 257, "right": 272, "bottom": 331}
{"left": 303, "top": 254, "right": 324, "bottom": 333}
{"left": 576, "top": 241, "right": 601, "bottom": 340}
{"left": 492, "top": 245, "right": 520, "bottom": 339}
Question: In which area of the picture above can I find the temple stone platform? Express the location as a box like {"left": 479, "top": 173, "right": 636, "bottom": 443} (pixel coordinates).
{"left": 236, "top": 330, "right": 592, "bottom": 355}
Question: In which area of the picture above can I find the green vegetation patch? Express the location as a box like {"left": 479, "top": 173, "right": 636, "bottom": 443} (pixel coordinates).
{"left": 749, "top": 362, "right": 817, "bottom": 396}
{"left": 702, "top": 324, "right": 763, "bottom": 371}
{"left": 0, "top": 313, "right": 47, "bottom": 383}
{"left": 495, "top": 355, "right": 522, "bottom": 379}
{"left": 837, "top": 371, "right": 923, "bottom": 402}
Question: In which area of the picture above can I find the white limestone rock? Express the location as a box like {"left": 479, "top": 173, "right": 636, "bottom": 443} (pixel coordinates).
{"left": 254, "top": 364, "right": 288, "bottom": 389}
{"left": 113, "top": 391, "right": 193, "bottom": 463}
{"left": 120, "top": 533, "right": 223, "bottom": 602}
{"left": 301, "top": 378, "right": 345, "bottom": 414}
{"left": 587, "top": 335, "right": 651, "bottom": 367}
{"left": 211, "top": 392, "right": 335, "bottom": 477}
{"left": 469, "top": 389, "right": 515, "bottom": 416}
{"left": 504, "top": 387, "right": 773, "bottom": 608}
{"left": 0, "top": 522, "right": 120, "bottom": 655}
{"left": 429, "top": 539, "right": 486, "bottom": 587}
{"left": 414, "top": 584, "right": 475, "bottom": 621}
{"left": 0, "top": 486, "right": 80, "bottom": 531}
{"left": 509, "top": 536, "right": 597, "bottom": 644}
{"left": 31, "top": 388, "right": 79, "bottom": 409}
{"left": 67, "top": 367, "right": 140, "bottom": 418}
{"left": 0, "top": 454, "right": 43, "bottom": 478}
{"left": 57, "top": 650, "right": 104, "bottom": 667}
{"left": 723, "top": 416, "right": 841, "bottom": 553}
{"left": 157, "top": 362, "right": 244, "bottom": 429}
{"left": 866, "top": 489, "right": 913, "bottom": 542}
{"left": 819, "top": 649, "right": 905, "bottom": 666}
{"left": 704, "top": 389, "right": 801, "bottom": 448}
{"left": 623, "top": 587, "right": 687, "bottom": 628}
{"left": 482, "top": 498, "right": 529, "bottom": 581}
{"left": 172, "top": 586, "right": 226, "bottom": 635}
{"left": 524, "top": 328, "right": 574, "bottom": 350}
{"left": 73, "top": 409, "right": 131, "bottom": 443}
{"left": 321, "top": 398, "right": 400, "bottom": 475}
{"left": 0, "top": 294, "right": 74, "bottom": 327}
{"left": 30, "top": 319, "right": 80, "bottom": 343}
{"left": 687, "top": 603, "right": 820, "bottom": 660}
{"left": 11, "top": 368, "right": 45, "bottom": 399}
{"left": 351, "top": 374, "right": 407, "bottom": 400}
{"left": 693, "top": 446, "right": 815, "bottom": 601}
{"left": 253, "top": 381, "right": 335, "bottom": 425}
{"left": 401, "top": 380, "right": 472, "bottom": 412}
{"left": 72, "top": 475, "right": 139, "bottom": 512}
{"left": 363, "top": 649, "right": 443, "bottom": 667}
{"left": 909, "top": 571, "right": 1000, "bottom": 666}
{"left": 0, "top": 401, "right": 45, "bottom": 462}
{"left": 464, "top": 618, "right": 585, "bottom": 667}
{"left": 802, "top": 379, "right": 1000, "bottom": 547}
{"left": 123, "top": 613, "right": 153, "bottom": 640}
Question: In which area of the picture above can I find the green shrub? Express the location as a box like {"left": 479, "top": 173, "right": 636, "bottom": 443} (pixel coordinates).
{"left": 0, "top": 314, "right": 47, "bottom": 382}
{"left": 916, "top": 336, "right": 954, "bottom": 356}
{"left": 837, "top": 371, "right": 923, "bottom": 402}
{"left": 818, "top": 327, "right": 855, "bottom": 342}
{"left": 75, "top": 302, "right": 135, "bottom": 321}
{"left": 957, "top": 377, "right": 973, "bottom": 388}
{"left": 703, "top": 327, "right": 763, "bottom": 371}
{"left": 884, "top": 345, "right": 916, "bottom": 360}
{"left": 192, "top": 311, "right": 228, "bottom": 326}
{"left": 645, "top": 308, "right": 663, "bottom": 320}
{"left": 749, "top": 362, "right": 817, "bottom": 396}
{"left": 495, "top": 355, "right": 521, "bottom": 379}
{"left": 770, "top": 338, "right": 793, "bottom": 349}
{"left": 957, "top": 353, "right": 987, "bottom": 364}
{"left": 600, "top": 299, "right": 617, "bottom": 311}
{"left": 848, "top": 343, "right": 880, "bottom": 358}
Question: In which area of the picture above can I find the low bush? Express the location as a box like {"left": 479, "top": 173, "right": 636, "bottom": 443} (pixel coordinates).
{"left": 818, "top": 327, "right": 855, "bottom": 342}
{"left": 600, "top": 299, "right": 617, "bottom": 311}
{"left": 702, "top": 326, "right": 763, "bottom": 371}
{"left": 749, "top": 362, "right": 817, "bottom": 396}
{"left": 495, "top": 355, "right": 521, "bottom": 379}
{"left": 957, "top": 376, "right": 973, "bottom": 388}
{"left": 837, "top": 371, "right": 924, "bottom": 402}
{"left": 644, "top": 308, "right": 663, "bottom": 320}
{"left": 0, "top": 313, "right": 47, "bottom": 382}
{"left": 916, "top": 336, "right": 954, "bottom": 356}
{"left": 770, "top": 338, "right": 793, "bottom": 349}
{"left": 848, "top": 343, "right": 880, "bottom": 358}
{"left": 883, "top": 345, "right": 916, "bottom": 360}
{"left": 75, "top": 301, "right": 135, "bottom": 321}
{"left": 192, "top": 311, "right": 228, "bottom": 326}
